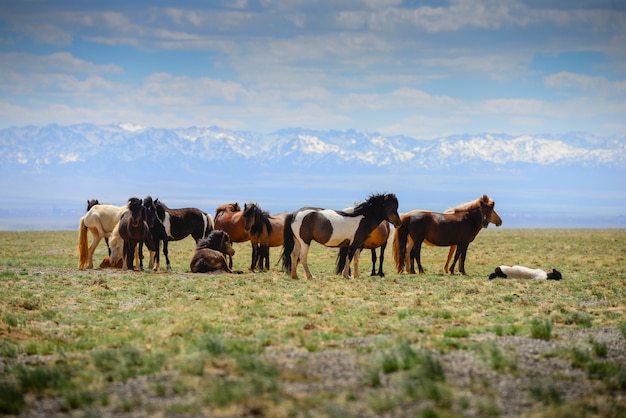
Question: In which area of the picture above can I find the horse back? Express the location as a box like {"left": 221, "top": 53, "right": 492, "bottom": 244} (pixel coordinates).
{"left": 410, "top": 211, "right": 481, "bottom": 246}
{"left": 215, "top": 210, "right": 250, "bottom": 242}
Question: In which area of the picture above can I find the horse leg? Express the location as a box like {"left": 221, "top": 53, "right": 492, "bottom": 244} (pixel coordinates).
{"left": 250, "top": 242, "right": 258, "bottom": 271}
{"left": 105, "top": 237, "right": 111, "bottom": 256}
{"left": 350, "top": 248, "right": 361, "bottom": 279}
{"left": 263, "top": 246, "right": 270, "bottom": 270}
{"left": 378, "top": 242, "right": 387, "bottom": 277}
{"left": 138, "top": 241, "right": 144, "bottom": 271}
{"left": 449, "top": 246, "right": 462, "bottom": 275}
{"left": 87, "top": 231, "right": 102, "bottom": 269}
{"left": 412, "top": 241, "right": 424, "bottom": 274}
{"left": 299, "top": 243, "right": 314, "bottom": 280}
{"left": 163, "top": 239, "right": 171, "bottom": 271}
{"left": 370, "top": 248, "right": 377, "bottom": 276}
{"left": 458, "top": 243, "right": 469, "bottom": 275}
{"left": 444, "top": 245, "right": 456, "bottom": 273}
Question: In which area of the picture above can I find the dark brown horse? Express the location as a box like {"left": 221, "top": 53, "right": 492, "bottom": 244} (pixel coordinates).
{"left": 393, "top": 194, "right": 494, "bottom": 275}
{"left": 242, "top": 203, "right": 288, "bottom": 271}
{"left": 282, "top": 193, "right": 401, "bottom": 280}
{"left": 118, "top": 197, "right": 154, "bottom": 271}
{"left": 403, "top": 208, "right": 502, "bottom": 273}
{"left": 336, "top": 220, "right": 390, "bottom": 277}
{"left": 214, "top": 202, "right": 250, "bottom": 268}
{"left": 190, "top": 230, "right": 238, "bottom": 273}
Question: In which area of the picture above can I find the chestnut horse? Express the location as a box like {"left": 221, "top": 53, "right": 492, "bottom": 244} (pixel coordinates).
{"left": 393, "top": 194, "right": 495, "bottom": 275}
{"left": 214, "top": 202, "right": 250, "bottom": 267}
{"left": 242, "top": 203, "right": 288, "bottom": 271}
{"left": 78, "top": 202, "right": 127, "bottom": 269}
{"left": 118, "top": 197, "right": 154, "bottom": 271}
{"left": 400, "top": 208, "right": 502, "bottom": 273}
{"left": 282, "top": 193, "right": 401, "bottom": 280}
{"left": 336, "top": 220, "right": 390, "bottom": 277}
{"left": 190, "top": 230, "right": 238, "bottom": 273}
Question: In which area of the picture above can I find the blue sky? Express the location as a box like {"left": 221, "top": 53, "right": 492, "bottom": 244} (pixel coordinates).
{"left": 1, "top": 0, "right": 625, "bottom": 139}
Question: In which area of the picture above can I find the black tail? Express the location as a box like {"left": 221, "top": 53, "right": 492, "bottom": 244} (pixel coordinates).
{"left": 336, "top": 247, "right": 349, "bottom": 274}
{"left": 281, "top": 213, "right": 295, "bottom": 273}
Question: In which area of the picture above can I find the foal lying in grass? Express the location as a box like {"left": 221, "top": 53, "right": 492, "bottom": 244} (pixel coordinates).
{"left": 489, "top": 265, "right": 562, "bottom": 280}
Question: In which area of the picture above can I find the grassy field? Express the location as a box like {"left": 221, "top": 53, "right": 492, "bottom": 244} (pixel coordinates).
{"left": 0, "top": 228, "right": 625, "bottom": 417}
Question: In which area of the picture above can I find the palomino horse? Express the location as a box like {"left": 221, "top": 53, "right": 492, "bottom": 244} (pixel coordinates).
{"left": 78, "top": 202, "right": 128, "bottom": 269}
{"left": 86, "top": 199, "right": 112, "bottom": 256}
{"left": 118, "top": 197, "right": 153, "bottom": 271}
{"left": 214, "top": 202, "right": 250, "bottom": 267}
{"left": 282, "top": 193, "right": 401, "bottom": 280}
{"left": 242, "top": 203, "right": 288, "bottom": 271}
{"left": 393, "top": 194, "right": 495, "bottom": 275}
{"left": 190, "top": 230, "right": 238, "bottom": 273}
{"left": 401, "top": 209, "right": 502, "bottom": 273}
{"left": 336, "top": 220, "right": 390, "bottom": 277}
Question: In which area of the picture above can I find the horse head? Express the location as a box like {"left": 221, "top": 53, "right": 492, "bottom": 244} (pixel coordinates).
{"left": 153, "top": 198, "right": 167, "bottom": 222}
{"left": 479, "top": 194, "right": 495, "bottom": 228}
{"left": 142, "top": 196, "right": 158, "bottom": 228}
{"left": 218, "top": 230, "right": 236, "bottom": 257}
{"left": 127, "top": 197, "right": 144, "bottom": 227}
{"left": 380, "top": 193, "right": 401, "bottom": 227}
{"left": 243, "top": 203, "right": 256, "bottom": 232}
{"left": 86, "top": 199, "right": 100, "bottom": 212}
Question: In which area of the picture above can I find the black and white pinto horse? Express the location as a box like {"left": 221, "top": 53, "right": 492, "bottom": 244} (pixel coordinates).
{"left": 142, "top": 197, "right": 214, "bottom": 271}
{"left": 281, "top": 193, "right": 401, "bottom": 280}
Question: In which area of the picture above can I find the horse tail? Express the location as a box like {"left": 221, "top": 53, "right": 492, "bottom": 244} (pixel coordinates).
{"left": 281, "top": 213, "right": 295, "bottom": 273}
{"left": 204, "top": 213, "right": 214, "bottom": 237}
{"left": 78, "top": 216, "right": 89, "bottom": 269}
{"left": 392, "top": 217, "right": 409, "bottom": 273}
{"left": 336, "top": 247, "right": 348, "bottom": 274}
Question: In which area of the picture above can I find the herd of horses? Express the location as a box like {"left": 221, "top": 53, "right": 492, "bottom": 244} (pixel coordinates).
{"left": 78, "top": 193, "right": 499, "bottom": 279}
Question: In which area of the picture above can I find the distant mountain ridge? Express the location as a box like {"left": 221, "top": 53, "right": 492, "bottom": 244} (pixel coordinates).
{"left": 2, "top": 123, "right": 624, "bottom": 169}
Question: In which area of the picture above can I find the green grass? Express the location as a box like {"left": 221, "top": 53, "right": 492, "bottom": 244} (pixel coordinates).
{"left": 0, "top": 228, "right": 625, "bottom": 416}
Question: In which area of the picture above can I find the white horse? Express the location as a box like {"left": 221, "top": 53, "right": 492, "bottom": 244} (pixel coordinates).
{"left": 78, "top": 203, "right": 128, "bottom": 269}
{"left": 489, "top": 265, "right": 562, "bottom": 280}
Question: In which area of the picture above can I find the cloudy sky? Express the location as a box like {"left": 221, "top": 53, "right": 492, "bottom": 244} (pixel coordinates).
{"left": 1, "top": 0, "right": 625, "bottom": 139}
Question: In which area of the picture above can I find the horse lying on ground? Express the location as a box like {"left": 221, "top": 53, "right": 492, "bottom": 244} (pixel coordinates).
{"left": 393, "top": 194, "right": 495, "bottom": 275}
{"left": 78, "top": 202, "right": 128, "bottom": 269}
{"left": 190, "top": 230, "right": 241, "bottom": 273}
{"left": 282, "top": 193, "right": 401, "bottom": 280}
{"left": 242, "top": 202, "right": 288, "bottom": 271}
{"left": 336, "top": 220, "right": 390, "bottom": 277}
{"left": 214, "top": 202, "right": 250, "bottom": 268}
{"left": 489, "top": 266, "right": 562, "bottom": 280}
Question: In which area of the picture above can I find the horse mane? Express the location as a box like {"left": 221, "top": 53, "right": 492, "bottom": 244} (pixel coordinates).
{"left": 448, "top": 194, "right": 491, "bottom": 213}
{"left": 197, "top": 230, "right": 229, "bottom": 250}
{"left": 339, "top": 193, "right": 397, "bottom": 217}
{"left": 244, "top": 203, "right": 273, "bottom": 235}
{"left": 215, "top": 202, "right": 240, "bottom": 214}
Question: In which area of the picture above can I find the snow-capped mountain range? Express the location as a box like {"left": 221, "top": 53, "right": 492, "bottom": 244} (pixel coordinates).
{"left": 0, "top": 123, "right": 624, "bottom": 229}
{"left": 1, "top": 123, "right": 625, "bottom": 169}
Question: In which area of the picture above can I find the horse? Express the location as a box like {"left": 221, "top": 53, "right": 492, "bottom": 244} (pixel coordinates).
{"left": 392, "top": 194, "right": 494, "bottom": 275}
{"left": 78, "top": 202, "right": 128, "bottom": 269}
{"left": 142, "top": 196, "right": 171, "bottom": 271}
{"left": 214, "top": 202, "right": 250, "bottom": 268}
{"left": 281, "top": 193, "right": 401, "bottom": 280}
{"left": 489, "top": 266, "right": 562, "bottom": 280}
{"left": 336, "top": 220, "right": 390, "bottom": 277}
{"left": 401, "top": 208, "right": 502, "bottom": 273}
{"left": 242, "top": 203, "right": 288, "bottom": 270}
{"left": 190, "top": 230, "right": 239, "bottom": 273}
{"left": 118, "top": 197, "right": 154, "bottom": 271}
